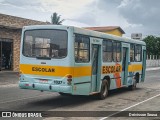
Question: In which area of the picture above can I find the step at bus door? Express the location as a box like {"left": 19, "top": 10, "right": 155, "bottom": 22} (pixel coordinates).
{"left": 122, "top": 47, "right": 129, "bottom": 85}
{"left": 141, "top": 50, "right": 146, "bottom": 82}
{"left": 91, "top": 44, "right": 100, "bottom": 92}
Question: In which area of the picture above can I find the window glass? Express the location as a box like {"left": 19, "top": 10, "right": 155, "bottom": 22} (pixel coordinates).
{"left": 113, "top": 42, "right": 117, "bottom": 62}
{"left": 103, "top": 40, "right": 112, "bottom": 62}
{"left": 24, "top": 36, "right": 33, "bottom": 56}
{"left": 113, "top": 42, "right": 121, "bottom": 62}
{"left": 23, "top": 30, "right": 67, "bottom": 59}
{"left": 135, "top": 45, "right": 142, "bottom": 62}
{"left": 116, "top": 42, "right": 121, "bottom": 62}
{"left": 130, "top": 44, "right": 135, "bottom": 62}
{"left": 34, "top": 38, "right": 50, "bottom": 57}
{"left": 75, "top": 35, "right": 90, "bottom": 62}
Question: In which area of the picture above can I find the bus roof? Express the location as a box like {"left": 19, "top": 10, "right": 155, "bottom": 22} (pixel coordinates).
{"left": 73, "top": 26, "right": 146, "bottom": 45}
{"left": 23, "top": 25, "right": 146, "bottom": 46}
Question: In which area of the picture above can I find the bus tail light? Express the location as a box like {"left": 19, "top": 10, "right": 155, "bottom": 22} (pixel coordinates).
{"left": 67, "top": 74, "right": 72, "bottom": 85}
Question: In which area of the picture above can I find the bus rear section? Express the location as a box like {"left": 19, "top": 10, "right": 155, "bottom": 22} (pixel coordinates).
{"left": 19, "top": 26, "right": 74, "bottom": 94}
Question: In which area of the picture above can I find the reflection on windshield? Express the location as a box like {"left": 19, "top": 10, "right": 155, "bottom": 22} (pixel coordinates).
{"left": 23, "top": 30, "right": 67, "bottom": 59}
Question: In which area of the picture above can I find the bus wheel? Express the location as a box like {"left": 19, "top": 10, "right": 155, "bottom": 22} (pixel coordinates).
{"left": 98, "top": 81, "right": 108, "bottom": 100}
{"left": 128, "top": 79, "right": 137, "bottom": 90}
{"left": 59, "top": 92, "right": 69, "bottom": 96}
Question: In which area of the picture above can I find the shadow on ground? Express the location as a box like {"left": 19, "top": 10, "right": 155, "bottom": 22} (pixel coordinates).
{"left": 9, "top": 87, "right": 144, "bottom": 111}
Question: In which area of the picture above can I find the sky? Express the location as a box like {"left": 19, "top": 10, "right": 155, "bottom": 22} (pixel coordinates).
{"left": 0, "top": 0, "right": 160, "bottom": 38}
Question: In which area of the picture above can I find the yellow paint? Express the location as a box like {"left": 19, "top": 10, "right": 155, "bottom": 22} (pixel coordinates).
{"left": 20, "top": 64, "right": 91, "bottom": 77}
{"left": 73, "top": 66, "right": 91, "bottom": 77}
{"left": 102, "top": 65, "right": 122, "bottom": 74}
{"left": 128, "top": 64, "right": 142, "bottom": 72}
{"left": 104, "top": 29, "right": 123, "bottom": 37}
{"left": 20, "top": 64, "right": 142, "bottom": 78}
{"left": 102, "top": 64, "right": 142, "bottom": 75}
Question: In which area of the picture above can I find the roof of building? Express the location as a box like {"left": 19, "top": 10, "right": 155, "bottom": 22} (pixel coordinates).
{"left": 84, "top": 26, "right": 125, "bottom": 34}
{"left": 0, "top": 13, "right": 50, "bottom": 29}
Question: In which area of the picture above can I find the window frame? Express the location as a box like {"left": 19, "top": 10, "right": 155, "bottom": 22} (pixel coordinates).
{"left": 135, "top": 44, "right": 142, "bottom": 62}
{"left": 103, "top": 39, "right": 113, "bottom": 62}
{"left": 130, "top": 43, "right": 135, "bottom": 62}
{"left": 74, "top": 34, "right": 90, "bottom": 63}
{"left": 113, "top": 41, "right": 121, "bottom": 62}
{"left": 22, "top": 29, "right": 68, "bottom": 59}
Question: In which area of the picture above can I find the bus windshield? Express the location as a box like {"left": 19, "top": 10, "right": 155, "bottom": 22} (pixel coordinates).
{"left": 23, "top": 29, "right": 67, "bottom": 59}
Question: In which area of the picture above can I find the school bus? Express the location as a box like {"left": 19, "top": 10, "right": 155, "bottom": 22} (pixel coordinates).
{"left": 19, "top": 25, "right": 146, "bottom": 99}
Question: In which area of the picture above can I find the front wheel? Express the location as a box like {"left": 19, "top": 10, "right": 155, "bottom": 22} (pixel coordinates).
{"left": 98, "top": 80, "right": 108, "bottom": 100}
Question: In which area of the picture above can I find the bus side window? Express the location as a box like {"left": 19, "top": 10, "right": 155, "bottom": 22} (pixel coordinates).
{"left": 117, "top": 42, "right": 121, "bottom": 62}
{"left": 135, "top": 45, "right": 142, "bottom": 62}
{"left": 130, "top": 44, "right": 135, "bottom": 62}
{"left": 103, "top": 40, "right": 112, "bottom": 62}
{"left": 113, "top": 42, "right": 121, "bottom": 62}
{"left": 75, "top": 35, "right": 90, "bottom": 63}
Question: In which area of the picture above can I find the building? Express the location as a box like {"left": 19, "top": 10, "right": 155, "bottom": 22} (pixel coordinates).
{"left": 85, "top": 26, "right": 125, "bottom": 37}
{"left": 0, "top": 13, "right": 49, "bottom": 71}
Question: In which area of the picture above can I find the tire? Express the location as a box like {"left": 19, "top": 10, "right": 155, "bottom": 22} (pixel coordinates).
{"left": 59, "top": 92, "right": 69, "bottom": 96}
{"left": 135, "top": 73, "right": 140, "bottom": 83}
{"left": 128, "top": 79, "right": 137, "bottom": 90}
{"left": 98, "top": 80, "right": 108, "bottom": 100}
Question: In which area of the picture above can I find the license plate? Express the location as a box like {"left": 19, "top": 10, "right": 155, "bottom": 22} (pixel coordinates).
{"left": 39, "top": 79, "right": 48, "bottom": 83}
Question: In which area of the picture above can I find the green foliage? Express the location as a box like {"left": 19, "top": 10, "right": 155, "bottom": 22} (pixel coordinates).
{"left": 143, "top": 35, "right": 160, "bottom": 56}
{"left": 51, "top": 12, "right": 64, "bottom": 25}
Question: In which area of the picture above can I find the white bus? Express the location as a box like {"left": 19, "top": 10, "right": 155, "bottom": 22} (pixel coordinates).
{"left": 19, "top": 25, "right": 146, "bottom": 99}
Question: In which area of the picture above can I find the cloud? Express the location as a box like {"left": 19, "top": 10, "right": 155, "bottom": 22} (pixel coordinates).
{"left": 73, "top": 0, "right": 129, "bottom": 28}
{"left": 118, "top": 0, "right": 160, "bottom": 35}
{"left": 81, "top": 0, "right": 160, "bottom": 36}
{"left": 0, "top": 0, "right": 51, "bottom": 21}
{"left": 0, "top": 0, "right": 96, "bottom": 26}
{"left": 0, "top": 0, "right": 159, "bottom": 37}
{"left": 1, "top": 0, "right": 95, "bottom": 20}
{"left": 1, "top": 0, "right": 41, "bottom": 7}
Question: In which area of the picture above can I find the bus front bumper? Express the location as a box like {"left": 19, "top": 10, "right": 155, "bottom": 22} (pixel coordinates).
{"left": 19, "top": 81, "right": 72, "bottom": 93}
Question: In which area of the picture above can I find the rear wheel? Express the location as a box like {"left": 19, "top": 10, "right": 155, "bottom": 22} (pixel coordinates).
{"left": 128, "top": 79, "right": 137, "bottom": 90}
{"left": 59, "top": 92, "right": 70, "bottom": 96}
{"left": 98, "top": 80, "right": 108, "bottom": 100}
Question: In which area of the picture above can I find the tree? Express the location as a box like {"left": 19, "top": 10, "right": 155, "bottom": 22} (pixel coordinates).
{"left": 51, "top": 12, "right": 64, "bottom": 25}
{"left": 143, "top": 35, "right": 160, "bottom": 57}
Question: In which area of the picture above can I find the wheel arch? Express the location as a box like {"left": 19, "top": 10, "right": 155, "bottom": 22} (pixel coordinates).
{"left": 102, "top": 75, "right": 111, "bottom": 90}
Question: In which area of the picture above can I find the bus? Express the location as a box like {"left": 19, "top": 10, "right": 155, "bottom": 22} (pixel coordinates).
{"left": 19, "top": 25, "right": 146, "bottom": 99}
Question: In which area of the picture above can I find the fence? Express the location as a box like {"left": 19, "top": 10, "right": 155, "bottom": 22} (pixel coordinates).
{"left": 146, "top": 55, "right": 160, "bottom": 67}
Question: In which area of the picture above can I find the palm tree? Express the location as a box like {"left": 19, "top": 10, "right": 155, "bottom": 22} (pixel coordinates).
{"left": 51, "top": 12, "right": 64, "bottom": 25}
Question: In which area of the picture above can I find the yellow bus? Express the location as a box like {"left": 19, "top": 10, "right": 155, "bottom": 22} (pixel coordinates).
{"left": 19, "top": 25, "right": 146, "bottom": 99}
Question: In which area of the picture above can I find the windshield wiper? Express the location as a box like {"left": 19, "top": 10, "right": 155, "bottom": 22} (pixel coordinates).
{"left": 36, "top": 56, "right": 51, "bottom": 60}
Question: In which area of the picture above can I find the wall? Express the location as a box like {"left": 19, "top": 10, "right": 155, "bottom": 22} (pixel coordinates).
{"left": 0, "top": 13, "right": 50, "bottom": 72}
{"left": 146, "top": 55, "right": 160, "bottom": 67}
{"left": 0, "top": 28, "right": 21, "bottom": 71}
{"left": 0, "top": 13, "right": 49, "bottom": 29}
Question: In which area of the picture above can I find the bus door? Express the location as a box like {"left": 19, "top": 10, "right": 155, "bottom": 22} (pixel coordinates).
{"left": 122, "top": 47, "right": 129, "bottom": 85}
{"left": 141, "top": 49, "right": 146, "bottom": 82}
{"left": 91, "top": 44, "right": 100, "bottom": 92}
